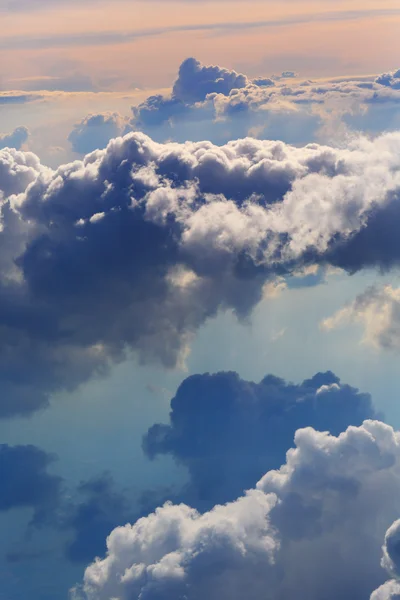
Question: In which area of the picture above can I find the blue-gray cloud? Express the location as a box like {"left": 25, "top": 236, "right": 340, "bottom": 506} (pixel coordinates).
{"left": 69, "top": 113, "right": 129, "bottom": 154}
{"left": 63, "top": 474, "right": 131, "bottom": 564}
{"left": 0, "top": 93, "right": 41, "bottom": 104}
{"left": 144, "top": 370, "right": 377, "bottom": 509}
{"left": 0, "top": 127, "right": 29, "bottom": 150}
{"left": 131, "top": 59, "right": 400, "bottom": 144}
{"left": 0, "top": 444, "right": 62, "bottom": 526}
{"left": 68, "top": 59, "right": 400, "bottom": 157}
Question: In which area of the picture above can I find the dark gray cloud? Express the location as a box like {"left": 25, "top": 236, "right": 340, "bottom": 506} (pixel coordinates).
{"left": 64, "top": 474, "right": 131, "bottom": 564}
{"left": 76, "top": 420, "right": 400, "bottom": 600}
{"left": 0, "top": 444, "right": 62, "bottom": 526}
{"left": 143, "top": 370, "right": 377, "bottom": 509}
{"left": 1, "top": 130, "right": 400, "bottom": 417}
{"left": 0, "top": 127, "right": 29, "bottom": 151}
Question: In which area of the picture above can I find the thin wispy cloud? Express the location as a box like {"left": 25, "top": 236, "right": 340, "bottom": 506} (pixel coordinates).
{"left": 1, "top": 8, "right": 399, "bottom": 50}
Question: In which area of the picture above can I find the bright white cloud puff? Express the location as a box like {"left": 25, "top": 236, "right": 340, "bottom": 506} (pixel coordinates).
{"left": 74, "top": 420, "right": 400, "bottom": 600}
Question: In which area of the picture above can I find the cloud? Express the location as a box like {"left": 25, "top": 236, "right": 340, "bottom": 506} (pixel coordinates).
{"left": 69, "top": 59, "right": 400, "bottom": 153}
{"left": 43, "top": 368, "right": 375, "bottom": 567}
{"left": 376, "top": 70, "right": 400, "bottom": 91}
{"left": 130, "top": 59, "right": 400, "bottom": 146}
{"left": 0, "top": 146, "right": 45, "bottom": 197}
{"left": 64, "top": 474, "right": 131, "bottom": 564}
{"left": 2, "top": 129, "right": 400, "bottom": 417}
{"left": 8, "top": 73, "right": 98, "bottom": 93}
{"left": 3, "top": 8, "right": 400, "bottom": 49}
{"left": 0, "top": 127, "right": 29, "bottom": 151}
{"left": 69, "top": 113, "right": 129, "bottom": 154}
{"left": 172, "top": 58, "right": 248, "bottom": 103}
{"left": 371, "top": 580, "right": 400, "bottom": 600}
{"left": 321, "top": 285, "right": 400, "bottom": 352}
{"left": 130, "top": 59, "right": 320, "bottom": 145}
{"left": 143, "top": 370, "right": 376, "bottom": 509}
{"left": 76, "top": 420, "right": 400, "bottom": 600}
{"left": 0, "top": 92, "right": 42, "bottom": 104}
{"left": 371, "top": 521, "right": 400, "bottom": 599}
{"left": 131, "top": 57, "right": 250, "bottom": 142}
{"left": 0, "top": 443, "right": 62, "bottom": 526}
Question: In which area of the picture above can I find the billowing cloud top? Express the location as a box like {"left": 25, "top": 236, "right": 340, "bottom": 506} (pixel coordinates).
{"left": 2, "top": 129, "right": 400, "bottom": 417}
{"left": 71, "top": 59, "right": 400, "bottom": 157}
{"left": 171, "top": 57, "right": 248, "bottom": 103}
{"left": 144, "top": 370, "right": 376, "bottom": 508}
{"left": 76, "top": 420, "right": 400, "bottom": 600}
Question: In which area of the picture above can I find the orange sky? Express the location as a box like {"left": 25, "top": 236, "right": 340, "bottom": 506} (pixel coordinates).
{"left": 1, "top": 0, "right": 400, "bottom": 91}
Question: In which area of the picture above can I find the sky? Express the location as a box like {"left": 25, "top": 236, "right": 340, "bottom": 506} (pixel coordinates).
{"left": 1, "top": 1, "right": 400, "bottom": 599}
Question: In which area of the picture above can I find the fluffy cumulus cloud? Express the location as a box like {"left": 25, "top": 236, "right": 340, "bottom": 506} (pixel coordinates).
{"left": 144, "top": 370, "right": 376, "bottom": 509}
{"left": 321, "top": 285, "right": 400, "bottom": 352}
{"left": 131, "top": 58, "right": 320, "bottom": 145}
{"left": 75, "top": 420, "right": 400, "bottom": 600}
{"left": 71, "top": 58, "right": 400, "bottom": 154}
{"left": 2, "top": 129, "right": 400, "bottom": 416}
{"left": 0, "top": 443, "right": 62, "bottom": 525}
{"left": 0, "top": 126, "right": 29, "bottom": 151}
{"left": 171, "top": 57, "right": 248, "bottom": 103}
{"left": 376, "top": 69, "right": 400, "bottom": 91}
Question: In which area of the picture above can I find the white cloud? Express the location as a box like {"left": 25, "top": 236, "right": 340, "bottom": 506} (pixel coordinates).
{"left": 76, "top": 420, "right": 400, "bottom": 600}
{"left": 321, "top": 285, "right": 400, "bottom": 352}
